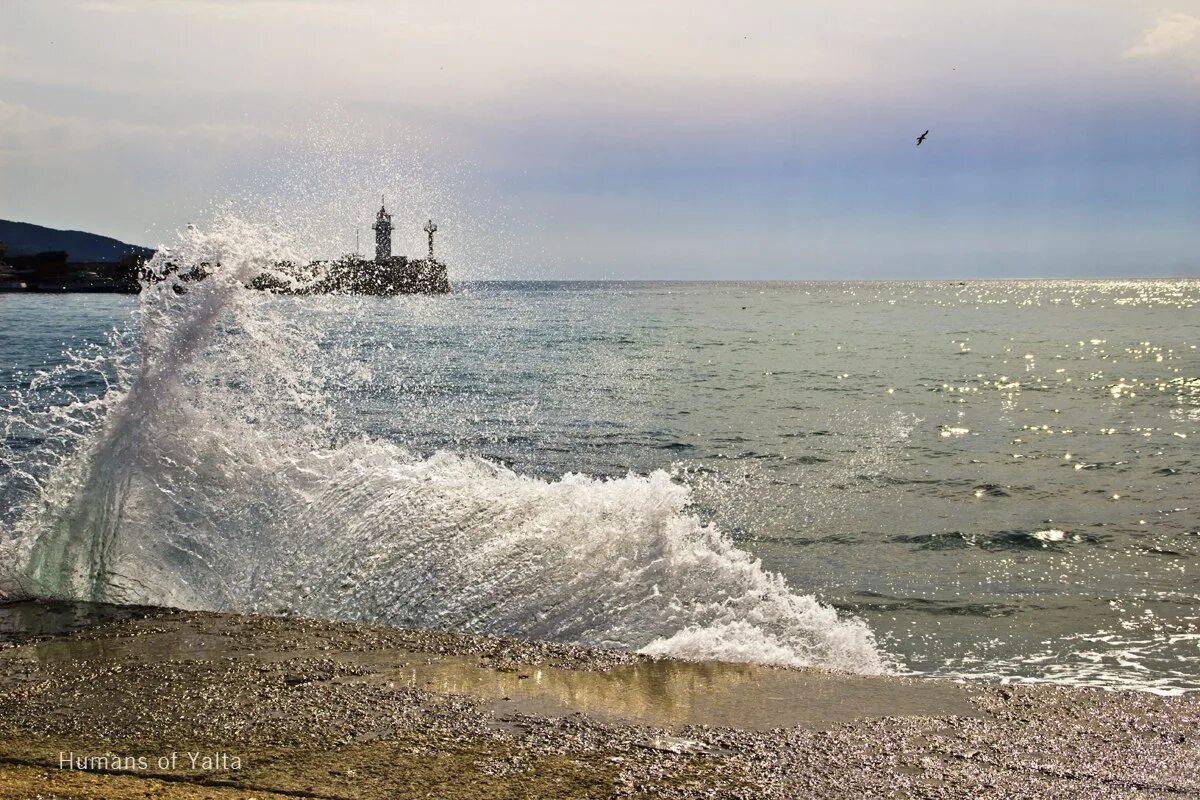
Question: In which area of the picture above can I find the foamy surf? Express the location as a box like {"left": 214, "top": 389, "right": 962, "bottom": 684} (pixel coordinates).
{"left": 0, "top": 218, "right": 887, "bottom": 675}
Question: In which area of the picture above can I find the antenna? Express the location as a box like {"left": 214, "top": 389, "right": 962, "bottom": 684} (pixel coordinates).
{"left": 424, "top": 219, "right": 438, "bottom": 258}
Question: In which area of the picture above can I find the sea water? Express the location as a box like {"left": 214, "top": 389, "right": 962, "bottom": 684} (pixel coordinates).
{"left": 2, "top": 223, "right": 1197, "bottom": 693}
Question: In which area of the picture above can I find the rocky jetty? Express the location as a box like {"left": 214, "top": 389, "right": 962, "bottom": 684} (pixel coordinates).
{"left": 250, "top": 253, "right": 450, "bottom": 296}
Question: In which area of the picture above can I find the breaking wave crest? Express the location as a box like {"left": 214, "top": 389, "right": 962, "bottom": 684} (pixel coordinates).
{"left": 0, "top": 219, "right": 887, "bottom": 674}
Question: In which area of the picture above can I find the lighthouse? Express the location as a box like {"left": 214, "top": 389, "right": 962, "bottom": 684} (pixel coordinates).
{"left": 372, "top": 201, "right": 393, "bottom": 262}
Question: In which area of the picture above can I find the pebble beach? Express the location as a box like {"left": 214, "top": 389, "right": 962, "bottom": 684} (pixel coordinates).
{"left": 1, "top": 600, "right": 1195, "bottom": 799}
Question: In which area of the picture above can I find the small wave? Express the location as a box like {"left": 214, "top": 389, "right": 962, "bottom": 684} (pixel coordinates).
{"left": 891, "top": 529, "right": 1089, "bottom": 551}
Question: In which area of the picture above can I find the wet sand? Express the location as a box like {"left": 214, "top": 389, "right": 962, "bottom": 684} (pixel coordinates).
{"left": 0, "top": 601, "right": 1196, "bottom": 798}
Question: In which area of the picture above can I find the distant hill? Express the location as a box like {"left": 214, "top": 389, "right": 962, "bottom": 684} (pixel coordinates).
{"left": 0, "top": 219, "right": 154, "bottom": 263}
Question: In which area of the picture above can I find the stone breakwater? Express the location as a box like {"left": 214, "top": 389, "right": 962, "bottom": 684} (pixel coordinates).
{"left": 0, "top": 601, "right": 1196, "bottom": 799}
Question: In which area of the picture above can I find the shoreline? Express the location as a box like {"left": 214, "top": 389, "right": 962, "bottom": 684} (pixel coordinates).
{"left": 0, "top": 600, "right": 1196, "bottom": 798}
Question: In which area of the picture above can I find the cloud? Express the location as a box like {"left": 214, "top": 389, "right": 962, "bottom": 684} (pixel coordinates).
{"left": 76, "top": 1, "right": 133, "bottom": 13}
{"left": 1126, "top": 11, "right": 1200, "bottom": 58}
{"left": 79, "top": 0, "right": 364, "bottom": 21}
{"left": 2, "top": 0, "right": 1197, "bottom": 277}
{"left": 0, "top": 99, "right": 262, "bottom": 160}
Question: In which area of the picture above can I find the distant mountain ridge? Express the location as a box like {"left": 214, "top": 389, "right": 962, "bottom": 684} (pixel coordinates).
{"left": 0, "top": 219, "right": 154, "bottom": 263}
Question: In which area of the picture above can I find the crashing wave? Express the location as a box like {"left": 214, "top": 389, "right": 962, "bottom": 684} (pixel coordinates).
{"left": 0, "top": 217, "right": 887, "bottom": 674}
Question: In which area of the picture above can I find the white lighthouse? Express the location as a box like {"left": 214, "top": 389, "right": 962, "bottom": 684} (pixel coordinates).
{"left": 372, "top": 200, "right": 393, "bottom": 262}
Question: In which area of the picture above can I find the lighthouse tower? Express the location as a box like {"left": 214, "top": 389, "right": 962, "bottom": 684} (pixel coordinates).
{"left": 372, "top": 200, "right": 393, "bottom": 262}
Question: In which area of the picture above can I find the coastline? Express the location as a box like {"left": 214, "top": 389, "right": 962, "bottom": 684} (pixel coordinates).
{"left": 0, "top": 601, "right": 1195, "bottom": 798}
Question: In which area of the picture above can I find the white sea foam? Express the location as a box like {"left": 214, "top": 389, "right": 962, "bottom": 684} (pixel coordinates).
{"left": 0, "top": 218, "right": 887, "bottom": 674}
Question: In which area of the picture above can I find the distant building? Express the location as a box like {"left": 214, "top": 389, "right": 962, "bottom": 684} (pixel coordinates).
{"left": 373, "top": 203, "right": 393, "bottom": 262}
{"left": 0, "top": 241, "right": 22, "bottom": 290}
{"left": 248, "top": 203, "right": 450, "bottom": 296}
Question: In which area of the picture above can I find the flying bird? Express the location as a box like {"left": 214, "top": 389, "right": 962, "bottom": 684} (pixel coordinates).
{"left": 916, "top": 130, "right": 929, "bottom": 146}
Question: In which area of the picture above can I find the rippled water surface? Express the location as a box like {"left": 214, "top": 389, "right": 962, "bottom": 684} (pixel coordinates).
{"left": 2, "top": 278, "right": 1197, "bottom": 693}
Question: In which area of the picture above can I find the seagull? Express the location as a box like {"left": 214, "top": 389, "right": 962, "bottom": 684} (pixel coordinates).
{"left": 916, "top": 130, "right": 929, "bottom": 146}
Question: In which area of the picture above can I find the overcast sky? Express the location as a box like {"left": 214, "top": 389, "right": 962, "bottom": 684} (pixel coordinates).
{"left": 1, "top": 0, "right": 1198, "bottom": 279}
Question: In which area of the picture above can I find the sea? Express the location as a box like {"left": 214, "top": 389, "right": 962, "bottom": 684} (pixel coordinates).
{"left": 2, "top": 225, "right": 1197, "bottom": 694}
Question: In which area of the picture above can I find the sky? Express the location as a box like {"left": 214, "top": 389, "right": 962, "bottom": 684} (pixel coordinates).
{"left": 1, "top": 0, "right": 1198, "bottom": 279}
